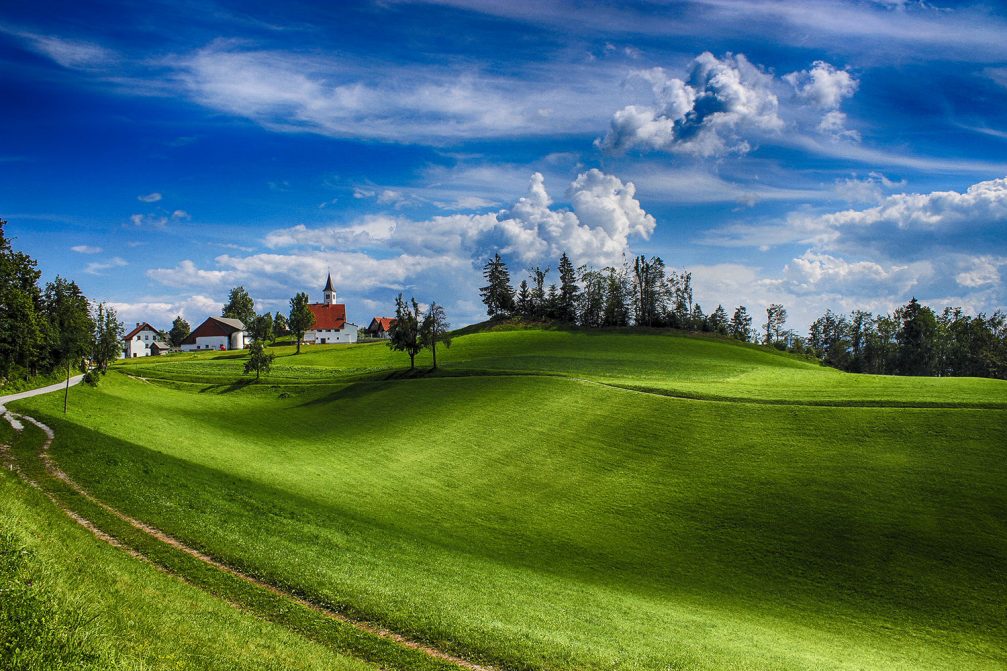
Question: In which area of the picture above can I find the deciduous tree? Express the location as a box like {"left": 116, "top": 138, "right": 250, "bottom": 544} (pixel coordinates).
{"left": 420, "top": 302, "right": 452, "bottom": 369}
{"left": 168, "top": 316, "right": 190, "bottom": 348}
{"left": 288, "top": 292, "right": 315, "bottom": 354}
{"left": 388, "top": 294, "right": 422, "bottom": 369}
{"left": 222, "top": 286, "right": 256, "bottom": 327}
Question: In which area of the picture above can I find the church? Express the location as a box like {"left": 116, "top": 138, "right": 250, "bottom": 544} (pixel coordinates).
{"left": 304, "top": 274, "right": 359, "bottom": 344}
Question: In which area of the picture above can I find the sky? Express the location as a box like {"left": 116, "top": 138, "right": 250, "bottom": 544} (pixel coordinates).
{"left": 2, "top": 0, "right": 1006, "bottom": 331}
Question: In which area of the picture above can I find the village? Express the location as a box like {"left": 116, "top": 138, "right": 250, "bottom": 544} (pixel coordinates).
{"left": 120, "top": 274, "right": 397, "bottom": 358}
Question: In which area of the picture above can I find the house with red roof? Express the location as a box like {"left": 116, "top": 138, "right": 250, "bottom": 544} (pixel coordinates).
{"left": 123, "top": 321, "right": 168, "bottom": 358}
{"left": 365, "top": 316, "right": 397, "bottom": 339}
{"left": 304, "top": 274, "right": 358, "bottom": 344}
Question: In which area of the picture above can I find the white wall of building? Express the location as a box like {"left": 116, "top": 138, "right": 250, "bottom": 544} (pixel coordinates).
{"left": 124, "top": 328, "right": 159, "bottom": 358}
{"left": 180, "top": 335, "right": 230, "bottom": 352}
{"left": 305, "top": 324, "right": 358, "bottom": 344}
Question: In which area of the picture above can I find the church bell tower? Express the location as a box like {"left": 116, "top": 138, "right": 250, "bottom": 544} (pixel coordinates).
{"left": 322, "top": 274, "right": 336, "bottom": 305}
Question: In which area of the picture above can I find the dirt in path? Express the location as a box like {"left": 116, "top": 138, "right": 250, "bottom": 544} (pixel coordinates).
{"left": 1, "top": 408, "right": 495, "bottom": 671}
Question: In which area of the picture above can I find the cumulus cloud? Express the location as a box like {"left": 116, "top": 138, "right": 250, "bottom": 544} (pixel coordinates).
{"left": 956, "top": 256, "right": 1004, "bottom": 288}
{"left": 599, "top": 53, "right": 864, "bottom": 156}
{"left": 782, "top": 251, "right": 930, "bottom": 296}
{"left": 107, "top": 294, "right": 221, "bottom": 327}
{"left": 598, "top": 52, "right": 782, "bottom": 157}
{"left": 71, "top": 244, "right": 102, "bottom": 254}
{"left": 137, "top": 192, "right": 162, "bottom": 203}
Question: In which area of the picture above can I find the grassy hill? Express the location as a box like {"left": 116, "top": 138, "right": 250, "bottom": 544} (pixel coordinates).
{"left": 7, "top": 327, "right": 1007, "bottom": 670}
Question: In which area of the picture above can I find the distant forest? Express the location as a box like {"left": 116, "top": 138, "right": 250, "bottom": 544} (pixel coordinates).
{"left": 480, "top": 253, "right": 1007, "bottom": 380}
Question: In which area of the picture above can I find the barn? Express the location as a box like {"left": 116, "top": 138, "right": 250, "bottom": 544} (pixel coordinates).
{"left": 180, "top": 316, "right": 247, "bottom": 351}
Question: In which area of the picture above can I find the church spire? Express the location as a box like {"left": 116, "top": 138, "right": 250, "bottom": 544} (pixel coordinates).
{"left": 322, "top": 274, "right": 336, "bottom": 305}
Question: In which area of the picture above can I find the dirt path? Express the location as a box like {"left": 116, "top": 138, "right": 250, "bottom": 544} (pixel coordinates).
{"left": 1, "top": 382, "right": 494, "bottom": 671}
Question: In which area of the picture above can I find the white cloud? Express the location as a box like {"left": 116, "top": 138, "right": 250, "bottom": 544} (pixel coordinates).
{"left": 782, "top": 251, "right": 930, "bottom": 296}
{"left": 146, "top": 259, "right": 231, "bottom": 287}
{"left": 130, "top": 213, "right": 169, "bottom": 228}
{"left": 107, "top": 294, "right": 222, "bottom": 328}
{"left": 171, "top": 209, "right": 191, "bottom": 220}
{"left": 137, "top": 192, "right": 162, "bottom": 203}
{"left": 785, "top": 61, "right": 858, "bottom": 110}
{"left": 84, "top": 257, "right": 127, "bottom": 275}
{"left": 598, "top": 52, "right": 783, "bottom": 157}
{"left": 956, "top": 256, "right": 1004, "bottom": 288}
{"left": 7, "top": 30, "right": 116, "bottom": 69}
{"left": 70, "top": 244, "right": 102, "bottom": 254}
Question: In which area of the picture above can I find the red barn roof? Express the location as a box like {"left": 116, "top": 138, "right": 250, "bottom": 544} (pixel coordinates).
{"left": 308, "top": 303, "right": 347, "bottom": 330}
{"left": 368, "top": 317, "right": 396, "bottom": 332}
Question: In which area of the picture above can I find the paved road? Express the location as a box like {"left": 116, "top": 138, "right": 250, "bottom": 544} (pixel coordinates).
{"left": 0, "top": 375, "right": 84, "bottom": 413}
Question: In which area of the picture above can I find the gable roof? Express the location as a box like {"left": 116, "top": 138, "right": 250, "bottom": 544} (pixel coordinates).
{"left": 308, "top": 302, "right": 346, "bottom": 330}
{"left": 180, "top": 316, "right": 245, "bottom": 344}
{"left": 124, "top": 322, "right": 160, "bottom": 340}
{"left": 368, "top": 317, "right": 396, "bottom": 332}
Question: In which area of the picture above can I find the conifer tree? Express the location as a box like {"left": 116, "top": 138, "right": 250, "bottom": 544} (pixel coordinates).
{"left": 479, "top": 253, "right": 515, "bottom": 318}
{"left": 516, "top": 280, "right": 532, "bottom": 318}
{"left": 730, "top": 306, "right": 752, "bottom": 341}
{"left": 557, "top": 253, "right": 579, "bottom": 322}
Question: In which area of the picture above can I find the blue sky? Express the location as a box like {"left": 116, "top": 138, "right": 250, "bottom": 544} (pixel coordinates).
{"left": 2, "top": 0, "right": 1006, "bottom": 330}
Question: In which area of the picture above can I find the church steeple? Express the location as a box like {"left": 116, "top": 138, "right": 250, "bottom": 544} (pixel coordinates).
{"left": 322, "top": 274, "right": 336, "bottom": 305}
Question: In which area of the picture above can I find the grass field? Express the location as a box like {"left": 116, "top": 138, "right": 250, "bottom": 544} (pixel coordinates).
{"left": 7, "top": 327, "right": 1007, "bottom": 670}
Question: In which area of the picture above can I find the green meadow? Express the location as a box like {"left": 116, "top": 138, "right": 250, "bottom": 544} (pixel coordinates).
{"left": 7, "top": 327, "right": 1007, "bottom": 670}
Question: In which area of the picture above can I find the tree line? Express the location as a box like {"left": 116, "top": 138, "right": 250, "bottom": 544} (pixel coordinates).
{"left": 480, "top": 252, "right": 1007, "bottom": 379}
{"left": 0, "top": 220, "right": 123, "bottom": 404}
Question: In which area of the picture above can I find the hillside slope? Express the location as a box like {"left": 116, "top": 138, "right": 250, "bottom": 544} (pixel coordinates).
{"left": 10, "top": 328, "right": 1007, "bottom": 670}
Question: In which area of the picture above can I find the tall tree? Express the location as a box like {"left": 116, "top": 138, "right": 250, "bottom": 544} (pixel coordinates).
{"left": 388, "top": 294, "right": 423, "bottom": 369}
{"left": 273, "top": 312, "right": 289, "bottom": 337}
{"left": 895, "top": 297, "right": 937, "bottom": 375}
{"left": 730, "top": 306, "right": 752, "bottom": 341}
{"left": 168, "top": 316, "right": 190, "bottom": 348}
{"left": 479, "top": 253, "right": 515, "bottom": 318}
{"left": 515, "top": 280, "right": 532, "bottom": 318}
{"left": 603, "top": 266, "right": 630, "bottom": 327}
{"left": 530, "top": 266, "right": 549, "bottom": 320}
{"left": 420, "top": 302, "right": 452, "bottom": 369}
{"left": 288, "top": 292, "right": 315, "bottom": 354}
{"left": 43, "top": 277, "right": 94, "bottom": 413}
{"left": 557, "top": 253, "right": 580, "bottom": 323}
{"left": 222, "top": 286, "right": 256, "bottom": 326}
{"left": 632, "top": 255, "right": 667, "bottom": 327}
{"left": 709, "top": 305, "right": 729, "bottom": 335}
{"left": 91, "top": 303, "right": 123, "bottom": 375}
{"left": 0, "top": 218, "right": 44, "bottom": 379}
{"left": 250, "top": 312, "right": 274, "bottom": 343}
{"left": 243, "top": 341, "right": 275, "bottom": 381}
{"left": 763, "top": 304, "right": 787, "bottom": 345}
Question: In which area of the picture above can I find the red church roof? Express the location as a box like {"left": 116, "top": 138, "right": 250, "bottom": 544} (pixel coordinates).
{"left": 308, "top": 303, "right": 347, "bottom": 330}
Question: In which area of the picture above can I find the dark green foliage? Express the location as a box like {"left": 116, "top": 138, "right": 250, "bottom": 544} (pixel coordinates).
{"left": 387, "top": 294, "right": 422, "bottom": 368}
{"left": 0, "top": 219, "right": 45, "bottom": 381}
{"left": 168, "top": 315, "right": 190, "bottom": 348}
{"left": 709, "top": 305, "right": 729, "bottom": 335}
{"left": 222, "top": 286, "right": 256, "bottom": 327}
{"left": 730, "top": 306, "right": 753, "bottom": 341}
{"left": 479, "top": 253, "right": 515, "bottom": 318}
{"left": 763, "top": 304, "right": 788, "bottom": 345}
{"left": 91, "top": 303, "right": 123, "bottom": 375}
{"left": 632, "top": 255, "right": 667, "bottom": 327}
{"left": 288, "top": 292, "right": 315, "bottom": 355}
{"left": 556, "top": 253, "right": 579, "bottom": 322}
{"left": 243, "top": 341, "right": 275, "bottom": 381}
{"left": 273, "top": 312, "right": 289, "bottom": 337}
{"left": 420, "top": 302, "right": 451, "bottom": 369}
{"left": 250, "top": 312, "right": 274, "bottom": 343}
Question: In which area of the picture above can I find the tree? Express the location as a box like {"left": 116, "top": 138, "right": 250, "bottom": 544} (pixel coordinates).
{"left": 92, "top": 303, "right": 123, "bottom": 375}
{"left": 479, "top": 253, "right": 515, "bottom": 318}
{"left": 388, "top": 294, "right": 422, "bottom": 369}
{"left": 420, "top": 302, "right": 452, "bottom": 369}
{"left": 529, "top": 266, "right": 549, "bottom": 319}
{"left": 632, "top": 255, "right": 667, "bottom": 327}
{"left": 222, "top": 286, "right": 256, "bottom": 326}
{"left": 896, "top": 297, "right": 937, "bottom": 375}
{"left": 730, "top": 306, "right": 752, "bottom": 341}
{"left": 168, "top": 316, "right": 190, "bottom": 348}
{"left": 690, "top": 303, "right": 706, "bottom": 331}
{"left": 0, "top": 218, "right": 44, "bottom": 379}
{"left": 709, "top": 305, "right": 729, "bottom": 335}
{"left": 603, "top": 266, "right": 630, "bottom": 327}
{"left": 288, "top": 292, "right": 315, "bottom": 354}
{"left": 763, "top": 304, "right": 787, "bottom": 345}
{"left": 515, "top": 280, "right": 532, "bottom": 318}
{"left": 557, "top": 253, "right": 580, "bottom": 322}
{"left": 43, "top": 277, "right": 94, "bottom": 414}
{"left": 250, "top": 312, "right": 274, "bottom": 343}
{"left": 273, "top": 312, "right": 289, "bottom": 337}
{"left": 243, "top": 341, "right": 275, "bottom": 381}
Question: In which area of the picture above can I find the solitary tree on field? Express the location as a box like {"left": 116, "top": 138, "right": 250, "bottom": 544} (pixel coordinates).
{"left": 222, "top": 286, "right": 256, "bottom": 326}
{"left": 168, "top": 315, "right": 190, "bottom": 348}
{"left": 421, "top": 302, "right": 452, "bottom": 369}
{"left": 288, "top": 292, "right": 315, "bottom": 354}
{"left": 480, "top": 253, "right": 515, "bottom": 318}
{"left": 243, "top": 340, "right": 275, "bottom": 381}
{"left": 388, "top": 294, "right": 423, "bottom": 369}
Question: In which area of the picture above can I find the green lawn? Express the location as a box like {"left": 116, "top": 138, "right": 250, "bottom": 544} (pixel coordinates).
{"left": 10, "top": 327, "right": 1007, "bottom": 670}
{"left": 119, "top": 328, "right": 1007, "bottom": 406}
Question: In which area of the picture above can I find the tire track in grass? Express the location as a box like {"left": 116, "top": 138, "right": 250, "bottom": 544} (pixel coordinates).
{"left": 1, "top": 407, "right": 495, "bottom": 671}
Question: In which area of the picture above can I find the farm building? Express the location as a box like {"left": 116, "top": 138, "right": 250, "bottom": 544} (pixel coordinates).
{"left": 180, "top": 316, "right": 247, "bottom": 351}
{"left": 365, "top": 317, "right": 396, "bottom": 339}
{"left": 304, "top": 275, "right": 358, "bottom": 344}
{"left": 122, "top": 322, "right": 168, "bottom": 358}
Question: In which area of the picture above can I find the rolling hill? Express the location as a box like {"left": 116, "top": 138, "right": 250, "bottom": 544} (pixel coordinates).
{"left": 5, "top": 327, "right": 1006, "bottom": 670}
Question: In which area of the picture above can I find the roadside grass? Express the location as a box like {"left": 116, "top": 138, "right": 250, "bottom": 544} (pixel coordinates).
{"left": 118, "top": 329, "right": 1007, "bottom": 406}
{"left": 0, "top": 420, "right": 379, "bottom": 671}
{"left": 11, "top": 361, "right": 1007, "bottom": 670}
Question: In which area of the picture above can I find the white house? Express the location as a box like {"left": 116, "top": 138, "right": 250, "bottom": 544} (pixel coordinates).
{"left": 180, "top": 316, "right": 247, "bottom": 351}
{"left": 304, "top": 275, "right": 358, "bottom": 344}
{"left": 122, "top": 322, "right": 168, "bottom": 358}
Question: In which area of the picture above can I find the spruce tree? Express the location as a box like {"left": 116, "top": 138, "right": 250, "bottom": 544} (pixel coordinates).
{"left": 479, "top": 253, "right": 515, "bottom": 318}
{"left": 557, "top": 253, "right": 579, "bottom": 323}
